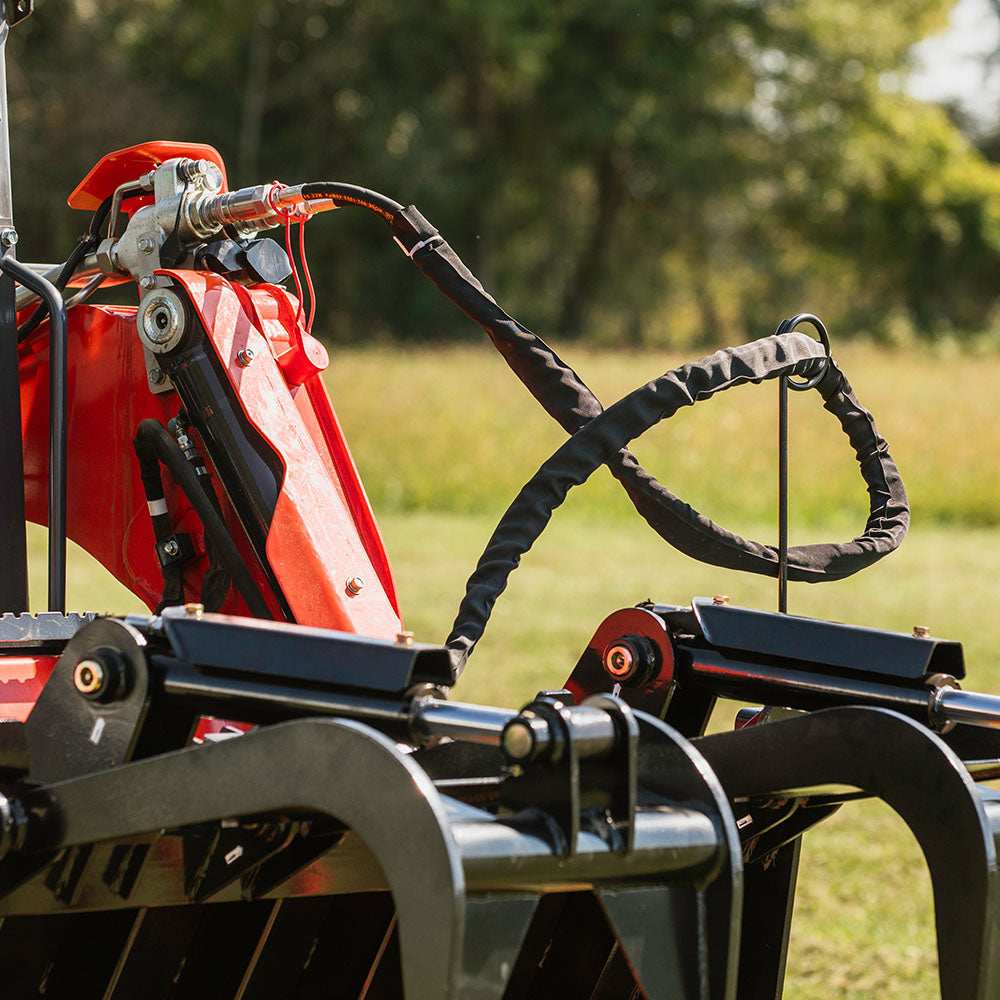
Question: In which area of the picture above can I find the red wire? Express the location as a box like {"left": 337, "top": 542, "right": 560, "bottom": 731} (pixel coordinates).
{"left": 284, "top": 216, "right": 305, "bottom": 330}
{"left": 269, "top": 181, "right": 312, "bottom": 331}
{"left": 298, "top": 218, "right": 316, "bottom": 333}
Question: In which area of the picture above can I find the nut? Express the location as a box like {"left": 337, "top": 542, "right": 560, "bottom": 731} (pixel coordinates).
{"left": 604, "top": 642, "right": 635, "bottom": 678}
{"left": 138, "top": 235, "right": 156, "bottom": 254}
{"left": 237, "top": 348, "right": 255, "bottom": 367}
{"left": 163, "top": 540, "right": 180, "bottom": 557}
{"left": 0, "top": 227, "right": 18, "bottom": 248}
{"left": 73, "top": 658, "right": 106, "bottom": 696}
{"left": 148, "top": 368, "right": 165, "bottom": 385}
{"left": 346, "top": 576, "right": 365, "bottom": 595}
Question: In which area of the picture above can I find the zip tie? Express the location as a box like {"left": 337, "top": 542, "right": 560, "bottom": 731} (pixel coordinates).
{"left": 393, "top": 234, "right": 443, "bottom": 259}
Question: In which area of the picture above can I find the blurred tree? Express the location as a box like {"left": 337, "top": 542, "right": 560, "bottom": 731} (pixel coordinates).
{"left": 6, "top": 0, "right": 999, "bottom": 344}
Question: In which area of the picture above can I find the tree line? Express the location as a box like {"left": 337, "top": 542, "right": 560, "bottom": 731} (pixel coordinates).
{"left": 8, "top": 0, "right": 1000, "bottom": 347}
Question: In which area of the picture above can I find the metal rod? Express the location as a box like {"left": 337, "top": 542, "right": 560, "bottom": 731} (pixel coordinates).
{"left": 15, "top": 256, "right": 104, "bottom": 311}
{"left": 0, "top": 17, "right": 27, "bottom": 613}
{"left": 412, "top": 698, "right": 512, "bottom": 746}
{"left": 0, "top": 268, "right": 26, "bottom": 613}
{"left": 0, "top": 20, "right": 14, "bottom": 234}
{"left": 778, "top": 376, "right": 789, "bottom": 614}
{"left": 0, "top": 255, "right": 67, "bottom": 612}
{"left": 937, "top": 688, "right": 1000, "bottom": 730}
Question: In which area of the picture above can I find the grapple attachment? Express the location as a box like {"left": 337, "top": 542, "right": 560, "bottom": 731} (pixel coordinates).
{"left": 0, "top": 611, "right": 743, "bottom": 1000}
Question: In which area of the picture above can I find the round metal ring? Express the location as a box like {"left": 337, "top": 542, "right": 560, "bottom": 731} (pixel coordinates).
{"left": 783, "top": 313, "right": 831, "bottom": 391}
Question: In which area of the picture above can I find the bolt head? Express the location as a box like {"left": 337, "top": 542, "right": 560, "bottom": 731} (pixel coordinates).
{"left": 236, "top": 348, "right": 256, "bottom": 366}
{"left": 184, "top": 602, "right": 204, "bottom": 619}
{"left": 149, "top": 368, "right": 165, "bottom": 385}
{"left": 346, "top": 575, "right": 365, "bottom": 595}
{"left": 138, "top": 236, "right": 156, "bottom": 254}
{"left": 396, "top": 631, "right": 415, "bottom": 647}
{"left": 0, "top": 228, "right": 18, "bottom": 247}
{"left": 73, "top": 658, "right": 106, "bottom": 696}
{"left": 163, "top": 540, "right": 180, "bottom": 557}
{"left": 140, "top": 275, "right": 157, "bottom": 289}
{"left": 913, "top": 625, "right": 932, "bottom": 638}
{"left": 712, "top": 595, "right": 730, "bottom": 606}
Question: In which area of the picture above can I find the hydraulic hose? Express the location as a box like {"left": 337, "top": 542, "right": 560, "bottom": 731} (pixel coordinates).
{"left": 387, "top": 205, "right": 908, "bottom": 584}
{"left": 443, "top": 333, "right": 907, "bottom": 668}
{"left": 17, "top": 194, "right": 115, "bottom": 342}
{"left": 133, "top": 420, "right": 273, "bottom": 620}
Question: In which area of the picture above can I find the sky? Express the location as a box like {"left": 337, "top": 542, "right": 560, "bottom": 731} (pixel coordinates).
{"left": 909, "top": 0, "right": 1000, "bottom": 131}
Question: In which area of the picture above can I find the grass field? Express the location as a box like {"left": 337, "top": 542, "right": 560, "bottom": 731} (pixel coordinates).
{"left": 26, "top": 339, "right": 1000, "bottom": 998}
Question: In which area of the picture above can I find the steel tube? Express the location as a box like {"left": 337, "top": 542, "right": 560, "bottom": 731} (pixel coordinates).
{"left": 411, "top": 698, "right": 513, "bottom": 746}
{"left": 453, "top": 806, "right": 720, "bottom": 888}
{"left": 683, "top": 648, "right": 932, "bottom": 718}
{"left": 0, "top": 255, "right": 67, "bottom": 612}
{"left": 14, "top": 256, "right": 105, "bottom": 311}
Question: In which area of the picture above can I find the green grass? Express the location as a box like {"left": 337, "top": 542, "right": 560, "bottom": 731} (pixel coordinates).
{"left": 324, "top": 340, "right": 1000, "bottom": 529}
{"left": 24, "top": 341, "right": 1000, "bottom": 998}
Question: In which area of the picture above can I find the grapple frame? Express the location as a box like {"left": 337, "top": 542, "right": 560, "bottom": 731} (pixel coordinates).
{"left": 3, "top": 4, "right": 1000, "bottom": 998}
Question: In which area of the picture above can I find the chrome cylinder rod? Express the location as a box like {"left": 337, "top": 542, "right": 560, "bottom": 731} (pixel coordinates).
{"left": 936, "top": 688, "right": 1000, "bottom": 730}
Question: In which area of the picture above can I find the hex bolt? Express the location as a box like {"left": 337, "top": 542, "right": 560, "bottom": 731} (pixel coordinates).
{"left": 184, "top": 602, "right": 205, "bottom": 619}
{"left": 140, "top": 275, "right": 157, "bottom": 289}
{"left": 163, "top": 540, "right": 180, "bottom": 557}
{"left": 73, "top": 658, "right": 106, "bottom": 697}
{"left": 149, "top": 368, "right": 165, "bottom": 385}
{"left": 0, "top": 227, "right": 18, "bottom": 248}
{"left": 236, "top": 348, "right": 255, "bottom": 367}
{"left": 396, "top": 631, "right": 415, "bottom": 647}
{"left": 346, "top": 576, "right": 365, "bottom": 595}
{"left": 713, "top": 594, "right": 730, "bottom": 606}
{"left": 138, "top": 236, "right": 156, "bottom": 254}
{"left": 914, "top": 625, "right": 932, "bottom": 638}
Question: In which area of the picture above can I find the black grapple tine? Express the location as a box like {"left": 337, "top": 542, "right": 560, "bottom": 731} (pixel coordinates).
{"left": 696, "top": 706, "right": 1000, "bottom": 1000}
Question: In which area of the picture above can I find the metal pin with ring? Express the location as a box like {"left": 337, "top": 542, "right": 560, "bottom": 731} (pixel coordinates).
{"left": 775, "top": 313, "right": 832, "bottom": 614}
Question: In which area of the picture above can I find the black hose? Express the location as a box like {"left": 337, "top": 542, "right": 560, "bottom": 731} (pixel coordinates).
{"left": 18, "top": 193, "right": 122, "bottom": 343}
{"left": 2, "top": 254, "right": 67, "bottom": 613}
{"left": 444, "top": 334, "right": 907, "bottom": 667}
{"left": 299, "top": 182, "right": 403, "bottom": 222}
{"left": 386, "top": 205, "right": 909, "bottom": 584}
{"left": 133, "top": 420, "right": 273, "bottom": 619}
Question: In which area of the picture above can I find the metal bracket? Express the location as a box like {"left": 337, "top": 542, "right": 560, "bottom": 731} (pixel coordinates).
{"left": 1, "top": 2, "right": 32, "bottom": 28}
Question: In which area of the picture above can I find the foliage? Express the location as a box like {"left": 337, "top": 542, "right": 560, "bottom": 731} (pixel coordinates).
{"left": 8, "top": 0, "right": 1000, "bottom": 344}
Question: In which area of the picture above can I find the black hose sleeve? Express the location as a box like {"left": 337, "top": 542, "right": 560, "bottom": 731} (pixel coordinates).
{"left": 133, "top": 419, "right": 273, "bottom": 619}
{"left": 391, "top": 206, "right": 602, "bottom": 431}
{"left": 445, "top": 334, "right": 909, "bottom": 668}
{"left": 390, "top": 205, "right": 909, "bottom": 586}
